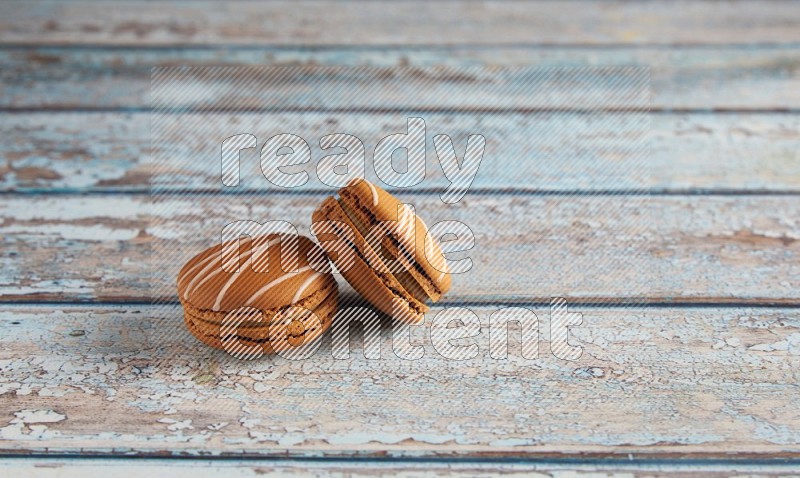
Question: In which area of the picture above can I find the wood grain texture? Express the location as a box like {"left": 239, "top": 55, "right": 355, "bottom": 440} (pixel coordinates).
{"left": 0, "top": 195, "right": 797, "bottom": 303}
{"left": 3, "top": 458, "right": 800, "bottom": 477}
{"left": 0, "top": 304, "right": 798, "bottom": 458}
{"left": 2, "top": 47, "right": 800, "bottom": 110}
{"left": 3, "top": 112, "right": 799, "bottom": 193}
{"left": 1, "top": 1, "right": 799, "bottom": 46}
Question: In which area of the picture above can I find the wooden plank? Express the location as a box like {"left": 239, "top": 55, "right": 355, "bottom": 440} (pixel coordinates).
{"left": 0, "top": 304, "right": 799, "bottom": 457}
{"left": 1, "top": 1, "right": 799, "bottom": 46}
{"left": 3, "top": 112, "right": 799, "bottom": 193}
{"left": 2, "top": 47, "right": 800, "bottom": 110}
{"left": 3, "top": 457, "right": 800, "bottom": 477}
{"left": 147, "top": 66, "right": 653, "bottom": 112}
{"left": 0, "top": 194, "right": 797, "bottom": 303}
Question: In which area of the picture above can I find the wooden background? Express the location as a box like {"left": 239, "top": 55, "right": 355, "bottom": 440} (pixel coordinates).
{"left": 1, "top": 1, "right": 799, "bottom": 476}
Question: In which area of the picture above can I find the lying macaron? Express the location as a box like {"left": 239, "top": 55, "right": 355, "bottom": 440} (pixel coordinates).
{"left": 177, "top": 234, "right": 338, "bottom": 354}
{"left": 312, "top": 178, "right": 450, "bottom": 323}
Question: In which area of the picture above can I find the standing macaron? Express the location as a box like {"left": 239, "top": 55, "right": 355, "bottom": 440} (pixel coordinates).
{"left": 177, "top": 234, "right": 338, "bottom": 355}
{"left": 312, "top": 179, "right": 450, "bottom": 323}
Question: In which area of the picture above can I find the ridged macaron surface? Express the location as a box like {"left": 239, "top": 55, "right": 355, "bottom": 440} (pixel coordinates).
{"left": 177, "top": 234, "right": 335, "bottom": 315}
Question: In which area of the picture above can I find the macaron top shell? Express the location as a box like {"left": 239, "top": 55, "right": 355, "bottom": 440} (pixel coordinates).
{"left": 339, "top": 179, "right": 451, "bottom": 301}
{"left": 177, "top": 234, "right": 335, "bottom": 313}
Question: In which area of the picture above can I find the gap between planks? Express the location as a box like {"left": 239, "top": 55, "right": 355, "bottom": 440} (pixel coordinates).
{"left": 1, "top": 457, "right": 800, "bottom": 478}
{"left": 4, "top": 107, "right": 800, "bottom": 114}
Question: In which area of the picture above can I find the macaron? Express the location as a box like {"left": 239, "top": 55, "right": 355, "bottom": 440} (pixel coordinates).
{"left": 177, "top": 234, "right": 338, "bottom": 354}
{"left": 312, "top": 179, "right": 450, "bottom": 323}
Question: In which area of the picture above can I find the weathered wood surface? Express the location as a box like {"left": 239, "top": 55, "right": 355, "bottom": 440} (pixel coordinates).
{"left": 1, "top": 195, "right": 798, "bottom": 303}
{"left": 2, "top": 0, "right": 799, "bottom": 469}
{"left": 0, "top": 304, "right": 798, "bottom": 457}
{"left": 3, "top": 112, "right": 799, "bottom": 193}
{"left": 2, "top": 1, "right": 799, "bottom": 46}
{"left": 2, "top": 47, "right": 800, "bottom": 110}
{"left": 3, "top": 458, "right": 800, "bottom": 478}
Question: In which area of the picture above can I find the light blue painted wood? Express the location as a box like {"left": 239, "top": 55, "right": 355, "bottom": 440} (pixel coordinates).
{"left": 2, "top": 112, "right": 798, "bottom": 193}
{"left": 1, "top": 194, "right": 797, "bottom": 302}
{"left": 0, "top": 305, "right": 798, "bottom": 457}
{"left": 1, "top": 47, "right": 799, "bottom": 109}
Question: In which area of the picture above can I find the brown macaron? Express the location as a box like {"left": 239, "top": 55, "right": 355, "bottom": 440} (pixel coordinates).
{"left": 312, "top": 179, "right": 450, "bottom": 323}
{"left": 177, "top": 234, "right": 338, "bottom": 354}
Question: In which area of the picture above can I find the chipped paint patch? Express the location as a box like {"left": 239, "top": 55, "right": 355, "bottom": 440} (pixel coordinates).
{"left": 0, "top": 410, "right": 66, "bottom": 440}
{"left": 748, "top": 332, "right": 800, "bottom": 355}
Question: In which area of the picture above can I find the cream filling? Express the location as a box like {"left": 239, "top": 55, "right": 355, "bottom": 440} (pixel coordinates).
{"left": 325, "top": 213, "right": 425, "bottom": 316}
